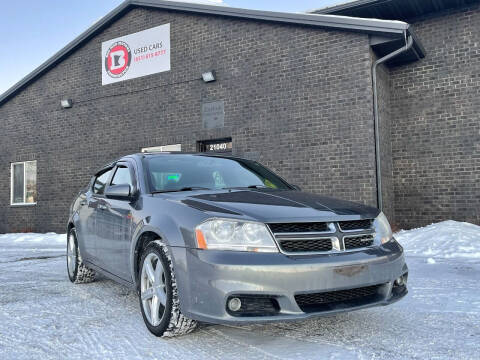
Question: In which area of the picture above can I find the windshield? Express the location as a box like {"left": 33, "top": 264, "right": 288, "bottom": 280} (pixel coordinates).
{"left": 144, "top": 155, "right": 292, "bottom": 192}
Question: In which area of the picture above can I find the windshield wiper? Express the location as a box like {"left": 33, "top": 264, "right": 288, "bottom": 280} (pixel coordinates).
{"left": 222, "top": 185, "right": 269, "bottom": 190}
{"left": 151, "top": 187, "right": 211, "bottom": 194}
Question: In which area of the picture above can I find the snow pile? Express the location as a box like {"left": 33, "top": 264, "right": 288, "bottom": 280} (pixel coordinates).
{"left": 395, "top": 220, "right": 480, "bottom": 260}
{"left": 0, "top": 232, "right": 65, "bottom": 244}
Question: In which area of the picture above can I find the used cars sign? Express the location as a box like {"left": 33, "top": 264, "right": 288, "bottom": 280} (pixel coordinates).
{"left": 101, "top": 23, "right": 170, "bottom": 85}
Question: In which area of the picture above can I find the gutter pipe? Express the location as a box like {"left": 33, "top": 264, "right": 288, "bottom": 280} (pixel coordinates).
{"left": 371, "top": 33, "right": 413, "bottom": 210}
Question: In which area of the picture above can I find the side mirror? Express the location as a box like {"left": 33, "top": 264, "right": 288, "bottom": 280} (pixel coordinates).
{"left": 105, "top": 184, "right": 132, "bottom": 200}
{"left": 292, "top": 185, "right": 302, "bottom": 191}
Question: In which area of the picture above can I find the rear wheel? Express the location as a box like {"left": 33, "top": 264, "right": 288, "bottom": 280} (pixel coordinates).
{"left": 138, "top": 240, "right": 197, "bottom": 337}
{"left": 67, "top": 228, "right": 96, "bottom": 284}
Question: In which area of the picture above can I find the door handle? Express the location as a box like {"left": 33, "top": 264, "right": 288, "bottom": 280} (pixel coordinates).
{"left": 98, "top": 204, "right": 108, "bottom": 210}
{"left": 80, "top": 200, "right": 87, "bottom": 206}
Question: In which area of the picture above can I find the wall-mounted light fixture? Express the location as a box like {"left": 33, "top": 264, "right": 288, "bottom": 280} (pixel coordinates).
{"left": 202, "top": 71, "right": 216, "bottom": 83}
{"left": 60, "top": 99, "right": 73, "bottom": 109}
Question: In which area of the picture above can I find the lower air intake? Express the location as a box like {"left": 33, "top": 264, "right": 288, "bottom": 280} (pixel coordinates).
{"left": 295, "top": 284, "right": 383, "bottom": 313}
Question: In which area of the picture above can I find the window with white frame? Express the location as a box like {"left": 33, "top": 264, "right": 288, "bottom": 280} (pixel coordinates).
{"left": 11, "top": 161, "right": 37, "bottom": 205}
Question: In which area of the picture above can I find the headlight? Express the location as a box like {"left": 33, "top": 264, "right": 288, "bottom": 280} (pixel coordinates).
{"left": 195, "top": 219, "right": 278, "bottom": 252}
{"left": 373, "top": 212, "right": 393, "bottom": 244}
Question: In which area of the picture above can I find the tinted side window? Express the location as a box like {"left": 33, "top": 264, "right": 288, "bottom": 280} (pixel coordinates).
{"left": 111, "top": 166, "right": 133, "bottom": 187}
{"left": 93, "top": 169, "right": 112, "bottom": 195}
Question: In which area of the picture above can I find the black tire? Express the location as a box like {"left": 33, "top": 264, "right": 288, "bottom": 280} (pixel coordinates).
{"left": 67, "top": 228, "right": 96, "bottom": 284}
{"left": 138, "top": 240, "right": 197, "bottom": 337}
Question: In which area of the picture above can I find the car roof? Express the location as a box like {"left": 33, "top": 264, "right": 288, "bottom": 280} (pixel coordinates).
{"left": 120, "top": 151, "right": 252, "bottom": 163}
{"left": 92, "top": 152, "right": 253, "bottom": 175}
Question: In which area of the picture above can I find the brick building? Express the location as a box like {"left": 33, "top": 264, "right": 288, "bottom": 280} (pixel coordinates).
{"left": 314, "top": 0, "right": 480, "bottom": 228}
{"left": 0, "top": 0, "right": 477, "bottom": 233}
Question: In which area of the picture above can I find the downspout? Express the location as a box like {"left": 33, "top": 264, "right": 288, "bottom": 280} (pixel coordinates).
{"left": 372, "top": 33, "right": 413, "bottom": 210}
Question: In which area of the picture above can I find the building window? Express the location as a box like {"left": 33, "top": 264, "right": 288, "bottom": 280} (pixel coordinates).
{"left": 11, "top": 161, "right": 37, "bottom": 205}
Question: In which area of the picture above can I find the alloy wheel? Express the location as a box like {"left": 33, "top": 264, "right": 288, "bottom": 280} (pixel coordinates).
{"left": 141, "top": 253, "right": 167, "bottom": 326}
{"left": 67, "top": 233, "right": 77, "bottom": 278}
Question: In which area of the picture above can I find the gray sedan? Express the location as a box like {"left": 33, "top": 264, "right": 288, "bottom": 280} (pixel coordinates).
{"left": 67, "top": 153, "right": 408, "bottom": 337}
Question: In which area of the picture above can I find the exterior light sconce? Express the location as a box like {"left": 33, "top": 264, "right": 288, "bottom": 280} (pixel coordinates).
{"left": 60, "top": 99, "right": 73, "bottom": 109}
{"left": 202, "top": 71, "right": 216, "bottom": 83}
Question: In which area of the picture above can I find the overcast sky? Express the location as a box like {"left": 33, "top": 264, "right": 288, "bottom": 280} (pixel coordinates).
{"left": 0, "top": 0, "right": 348, "bottom": 96}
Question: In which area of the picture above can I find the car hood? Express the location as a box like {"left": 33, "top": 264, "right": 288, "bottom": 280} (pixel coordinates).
{"left": 170, "top": 189, "right": 380, "bottom": 223}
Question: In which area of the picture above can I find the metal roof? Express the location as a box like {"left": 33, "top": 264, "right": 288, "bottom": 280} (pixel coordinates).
{"left": 0, "top": 0, "right": 422, "bottom": 106}
{"left": 312, "top": 0, "right": 480, "bottom": 21}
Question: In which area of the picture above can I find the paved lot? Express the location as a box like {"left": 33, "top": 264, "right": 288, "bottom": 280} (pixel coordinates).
{"left": 0, "top": 234, "right": 479, "bottom": 360}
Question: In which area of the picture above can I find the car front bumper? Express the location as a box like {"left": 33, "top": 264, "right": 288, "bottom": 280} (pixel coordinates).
{"left": 171, "top": 239, "right": 408, "bottom": 324}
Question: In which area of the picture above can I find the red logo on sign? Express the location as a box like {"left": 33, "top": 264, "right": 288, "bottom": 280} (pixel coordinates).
{"left": 105, "top": 41, "right": 132, "bottom": 78}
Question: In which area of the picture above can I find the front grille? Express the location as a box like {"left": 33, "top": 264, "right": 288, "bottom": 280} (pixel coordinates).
{"left": 338, "top": 219, "right": 373, "bottom": 232}
{"left": 344, "top": 234, "right": 374, "bottom": 249}
{"left": 295, "top": 284, "right": 383, "bottom": 313}
{"left": 268, "top": 222, "right": 329, "bottom": 233}
{"left": 269, "top": 220, "right": 375, "bottom": 255}
{"left": 278, "top": 238, "right": 333, "bottom": 253}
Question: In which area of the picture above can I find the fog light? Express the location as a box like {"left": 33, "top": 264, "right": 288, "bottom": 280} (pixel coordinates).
{"left": 395, "top": 276, "right": 404, "bottom": 286}
{"left": 228, "top": 297, "right": 242, "bottom": 312}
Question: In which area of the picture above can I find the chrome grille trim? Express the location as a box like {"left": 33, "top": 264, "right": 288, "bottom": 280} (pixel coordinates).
{"left": 267, "top": 221, "right": 376, "bottom": 255}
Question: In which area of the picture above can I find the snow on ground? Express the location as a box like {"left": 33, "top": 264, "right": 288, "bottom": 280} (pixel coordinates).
{"left": 0, "top": 232, "right": 65, "bottom": 264}
{"left": 0, "top": 232, "right": 65, "bottom": 244}
{"left": 0, "top": 221, "right": 479, "bottom": 359}
{"left": 395, "top": 220, "right": 480, "bottom": 260}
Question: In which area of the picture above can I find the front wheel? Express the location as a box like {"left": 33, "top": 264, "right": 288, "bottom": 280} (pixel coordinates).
{"left": 138, "top": 240, "right": 197, "bottom": 337}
